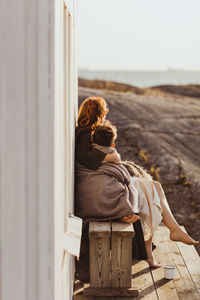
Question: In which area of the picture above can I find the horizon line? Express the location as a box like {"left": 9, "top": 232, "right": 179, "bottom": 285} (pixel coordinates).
{"left": 78, "top": 68, "right": 200, "bottom": 72}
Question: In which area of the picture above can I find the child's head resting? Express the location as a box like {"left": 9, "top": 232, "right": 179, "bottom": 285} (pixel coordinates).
{"left": 78, "top": 97, "right": 109, "bottom": 130}
{"left": 93, "top": 122, "right": 117, "bottom": 147}
{"left": 93, "top": 122, "right": 152, "bottom": 180}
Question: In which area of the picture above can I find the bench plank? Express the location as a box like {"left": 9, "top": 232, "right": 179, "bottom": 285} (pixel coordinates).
{"left": 111, "top": 235, "right": 132, "bottom": 288}
{"left": 89, "top": 221, "right": 111, "bottom": 287}
{"left": 111, "top": 222, "right": 134, "bottom": 288}
{"left": 89, "top": 221, "right": 111, "bottom": 237}
{"left": 112, "top": 222, "right": 135, "bottom": 237}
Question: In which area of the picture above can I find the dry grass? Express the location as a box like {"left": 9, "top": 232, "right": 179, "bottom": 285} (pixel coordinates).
{"left": 149, "top": 166, "right": 161, "bottom": 182}
{"left": 138, "top": 149, "right": 149, "bottom": 164}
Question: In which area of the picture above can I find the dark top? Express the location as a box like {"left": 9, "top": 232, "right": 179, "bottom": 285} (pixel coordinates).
{"left": 75, "top": 127, "right": 106, "bottom": 170}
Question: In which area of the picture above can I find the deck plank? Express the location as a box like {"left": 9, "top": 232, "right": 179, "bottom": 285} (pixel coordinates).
{"left": 131, "top": 260, "right": 158, "bottom": 299}
{"left": 152, "top": 225, "right": 200, "bottom": 300}
{"left": 176, "top": 227, "right": 200, "bottom": 296}
{"left": 150, "top": 226, "right": 180, "bottom": 299}
{"left": 168, "top": 240, "right": 200, "bottom": 300}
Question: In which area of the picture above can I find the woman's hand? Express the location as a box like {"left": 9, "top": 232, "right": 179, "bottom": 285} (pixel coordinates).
{"left": 102, "top": 150, "right": 121, "bottom": 164}
{"left": 120, "top": 213, "right": 140, "bottom": 224}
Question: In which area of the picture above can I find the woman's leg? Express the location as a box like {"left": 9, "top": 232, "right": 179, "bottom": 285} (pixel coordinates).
{"left": 153, "top": 181, "right": 199, "bottom": 245}
{"left": 145, "top": 234, "right": 161, "bottom": 268}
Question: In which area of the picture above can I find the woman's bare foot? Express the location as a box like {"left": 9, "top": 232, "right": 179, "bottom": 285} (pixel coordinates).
{"left": 170, "top": 229, "right": 199, "bottom": 245}
{"left": 145, "top": 235, "right": 161, "bottom": 268}
{"left": 146, "top": 251, "right": 161, "bottom": 268}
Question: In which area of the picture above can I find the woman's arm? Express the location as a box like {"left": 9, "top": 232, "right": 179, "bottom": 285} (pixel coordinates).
{"left": 102, "top": 150, "right": 121, "bottom": 164}
{"left": 75, "top": 127, "right": 106, "bottom": 170}
{"left": 75, "top": 127, "right": 121, "bottom": 170}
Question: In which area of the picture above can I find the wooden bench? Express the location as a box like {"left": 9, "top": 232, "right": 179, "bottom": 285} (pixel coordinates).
{"left": 83, "top": 221, "right": 138, "bottom": 297}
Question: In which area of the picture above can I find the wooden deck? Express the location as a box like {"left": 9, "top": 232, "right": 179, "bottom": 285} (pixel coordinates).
{"left": 73, "top": 225, "right": 200, "bottom": 300}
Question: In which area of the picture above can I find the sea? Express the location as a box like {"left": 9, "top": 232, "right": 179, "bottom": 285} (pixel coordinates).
{"left": 78, "top": 69, "right": 200, "bottom": 88}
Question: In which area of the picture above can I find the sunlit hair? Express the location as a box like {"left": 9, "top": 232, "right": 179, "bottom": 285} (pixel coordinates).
{"left": 93, "top": 121, "right": 117, "bottom": 147}
{"left": 122, "top": 161, "right": 152, "bottom": 180}
{"left": 78, "top": 97, "right": 109, "bottom": 129}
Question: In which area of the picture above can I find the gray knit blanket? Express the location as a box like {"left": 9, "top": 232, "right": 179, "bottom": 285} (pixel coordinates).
{"left": 75, "top": 154, "right": 139, "bottom": 228}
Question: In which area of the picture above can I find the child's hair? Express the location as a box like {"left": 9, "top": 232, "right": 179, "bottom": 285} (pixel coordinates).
{"left": 93, "top": 122, "right": 117, "bottom": 147}
{"left": 91, "top": 117, "right": 152, "bottom": 180}
{"left": 78, "top": 97, "right": 109, "bottom": 130}
{"left": 122, "top": 161, "right": 152, "bottom": 180}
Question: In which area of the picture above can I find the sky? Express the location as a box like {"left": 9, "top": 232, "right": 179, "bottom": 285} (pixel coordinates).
{"left": 77, "top": 0, "right": 200, "bottom": 71}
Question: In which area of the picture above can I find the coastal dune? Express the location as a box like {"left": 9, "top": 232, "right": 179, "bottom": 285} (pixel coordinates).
{"left": 78, "top": 81, "right": 200, "bottom": 253}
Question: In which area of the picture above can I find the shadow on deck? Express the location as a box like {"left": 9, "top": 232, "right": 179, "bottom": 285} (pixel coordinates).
{"left": 73, "top": 225, "right": 200, "bottom": 300}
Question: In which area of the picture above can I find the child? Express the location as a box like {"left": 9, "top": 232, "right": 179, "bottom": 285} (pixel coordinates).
{"left": 93, "top": 123, "right": 152, "bottom": 224}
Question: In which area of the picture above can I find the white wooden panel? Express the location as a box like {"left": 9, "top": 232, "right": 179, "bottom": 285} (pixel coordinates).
{"left": 67, "top": 12, "right": 74, "bottom": 214}
{"left": 54, "top": 0, "right": 64, "bottom": 298}
{"left": 0, "top": 0, "right": 77, "bottom": 300}
{"left": 0, "top": 0, "right": 27, "bottom": 299}
{"left": 64, "top": 6, "right": 70, "bottom": 232}
{"left": 55, "top": 1, "right": 77, "bottom": 299}
{"left": 0, "top": 0, "right": 56, "bottom": 297}
{"left": 37, "top": 0, "right": 55, "bottom": 298}
{"left": 62, "top": 2, "right": 78, "bottom": 300}
{"left": 24, "top": 0, "right": 40, "bottom": 298}
{"left": 63, "top": 215, "right": 82, "bottom": 257}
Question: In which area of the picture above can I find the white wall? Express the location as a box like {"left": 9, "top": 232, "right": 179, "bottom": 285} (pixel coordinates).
{"left": 0, "top": 0, "right": 77, "bottom": 299}
{"left": 54, "top": 1, "right": 77, "bottom": 299}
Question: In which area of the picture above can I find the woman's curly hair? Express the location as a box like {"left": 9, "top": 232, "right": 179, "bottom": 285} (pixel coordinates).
{"left": 78, "top": 97, "right": 109, "bottom": 130}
